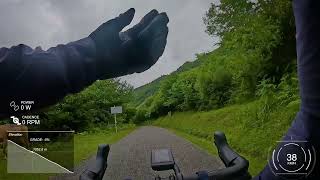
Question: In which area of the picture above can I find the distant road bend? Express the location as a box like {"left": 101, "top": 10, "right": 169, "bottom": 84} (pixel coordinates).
{"left": 51, "top": 126, "right": 224, "bottom": 180}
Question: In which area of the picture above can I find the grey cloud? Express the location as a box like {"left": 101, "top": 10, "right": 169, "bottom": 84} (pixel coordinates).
{"left": 0, "top": 0, "right": 218, "bottom": 87}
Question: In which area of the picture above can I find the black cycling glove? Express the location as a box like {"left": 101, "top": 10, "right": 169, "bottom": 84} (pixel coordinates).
{"left": 89, "top": 8, "right": 169, "bottom": 79}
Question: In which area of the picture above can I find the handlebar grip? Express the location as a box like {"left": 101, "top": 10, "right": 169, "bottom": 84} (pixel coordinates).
{"left": 214, "top": 131, "right": 238, "bottom": 166}
{"left": 80, "top": 144, "right": 110, "bottom": 180}
{"left": 182, "top": 132, "right": 251, "bottom": 180}
{"left": 210, "top": 131, "right": 251, "bottom": 180}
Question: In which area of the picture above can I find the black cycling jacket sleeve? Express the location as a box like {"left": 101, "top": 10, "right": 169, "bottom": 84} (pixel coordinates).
{"left": 253, "top": 0, "right": 320, "bottom": 179}
{"left": 0, "top": 37, "right": 100, "bottom": 116}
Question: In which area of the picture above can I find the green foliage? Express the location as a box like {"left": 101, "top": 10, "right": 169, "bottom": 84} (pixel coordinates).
{"left": 132, "top": 108, "right": 149, "bottom": 124}
{"left": 133, "top": 75, "right": 167, "bottom": 106}
{"left": 147, "top": 75, "right": 178, "bottom": 117}
{"left": 133, "top": 56, "right": 207, "bottom": 107}
{"left": 255, "top": 72, "right": 299, "bottom": 124}
{"left": 40, "top": 79, "right": 134, "bottom": 132}
{"left": 204, "top": 0, "right": 257, "bottom": 38}
{"left": 196, "top": 66, "right": 232, "bottom": 109}
{"left": 276, "top": 73, "right": 299, "bottom": 104}
{"left": 257, "top": 72, "right": 299, "bottom": 103}
{"left": 164, "top": 72, "right": 199, "bottom": 111}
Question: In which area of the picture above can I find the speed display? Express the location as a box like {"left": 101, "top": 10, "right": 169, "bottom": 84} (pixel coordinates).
{"left": 269, "top": 139, "right": 316, "bottom": 179}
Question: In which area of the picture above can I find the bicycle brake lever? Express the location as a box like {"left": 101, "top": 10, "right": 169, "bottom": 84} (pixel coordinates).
{"left": 80, "top": 144, "right": 110, "bottom": 180}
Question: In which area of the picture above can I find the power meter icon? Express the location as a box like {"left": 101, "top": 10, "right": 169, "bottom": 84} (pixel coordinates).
{"left": 269, "top": 139, "right": 316, "bottom": 179}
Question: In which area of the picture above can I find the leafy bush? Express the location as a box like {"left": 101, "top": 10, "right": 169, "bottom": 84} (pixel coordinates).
{"left": 257, "top": 72, "right": 299, "bottom": 106}
{"left": 277, "top": 72, "right": 299, "bottom": 105}
{"left": 196, "top": 66, "right": 232, "bottom": 109}
{"left": 253, "top": 71, "right": 299, "bottom": 127}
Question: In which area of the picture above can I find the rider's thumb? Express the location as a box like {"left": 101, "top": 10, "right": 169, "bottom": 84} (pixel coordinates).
{"left": 114, "top": 8, "right": 135, "bottom": 32}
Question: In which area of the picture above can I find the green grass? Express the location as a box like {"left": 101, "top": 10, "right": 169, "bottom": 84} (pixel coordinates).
{"left": 0, "top": 126, "right": 135, "bottom": 180}
{"left": 153, "top": 100, "right": 300, "bottom": 176}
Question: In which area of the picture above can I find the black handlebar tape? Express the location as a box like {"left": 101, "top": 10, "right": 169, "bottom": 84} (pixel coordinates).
{"left": 214, "top": 131, "right": 238, "bottom": 166}
{"left": 80, "top": 144, "right": 110, "bottom": 180}
{"left": 212, "top": 131, "right": 251, "bottom": 180}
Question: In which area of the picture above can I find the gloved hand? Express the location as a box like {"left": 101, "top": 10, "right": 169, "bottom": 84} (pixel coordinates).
{"left": 89, "top": 8, "right": 169, "bottom": 79}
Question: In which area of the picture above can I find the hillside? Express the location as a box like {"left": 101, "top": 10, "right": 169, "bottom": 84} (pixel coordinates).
{"left": 133, "top": 54, "right": 209, "bottom": 106}
{"left": 133, "top": 75, "right": 167, "bottom": 106}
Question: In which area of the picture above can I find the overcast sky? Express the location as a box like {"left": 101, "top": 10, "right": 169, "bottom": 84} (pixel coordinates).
{"left": 0, "top": 0, "right": 218, "bottom": 87}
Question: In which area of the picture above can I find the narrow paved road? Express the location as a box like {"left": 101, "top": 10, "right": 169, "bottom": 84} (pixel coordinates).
{"left": 51, "top": 126, "right": 224, "bottom": 180}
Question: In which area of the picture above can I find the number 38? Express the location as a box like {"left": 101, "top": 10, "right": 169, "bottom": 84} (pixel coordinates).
{"left": 287, "top": 154, "right": 297, "bottom": 162}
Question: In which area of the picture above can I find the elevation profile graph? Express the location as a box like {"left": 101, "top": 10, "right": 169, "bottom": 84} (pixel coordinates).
{"left": 7, "top": 131, "right": 74, "bottom": 174}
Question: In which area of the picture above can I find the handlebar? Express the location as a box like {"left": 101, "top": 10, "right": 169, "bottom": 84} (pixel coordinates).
{"left": 209, "top": 131, "right": 251, "bottom": 180}
{"left": 178, "top": 131, "right": 251, "bottom": 180}
{"left": 80, "top": 131, "right": 251, "bottom": 180}
{"left": 80, "top": 144, "right": 110, "bottom": 180}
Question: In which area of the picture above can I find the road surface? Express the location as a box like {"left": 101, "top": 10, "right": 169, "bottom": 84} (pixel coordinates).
{"left": 50, "top": 126, "right": 224, "bottom": 180}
